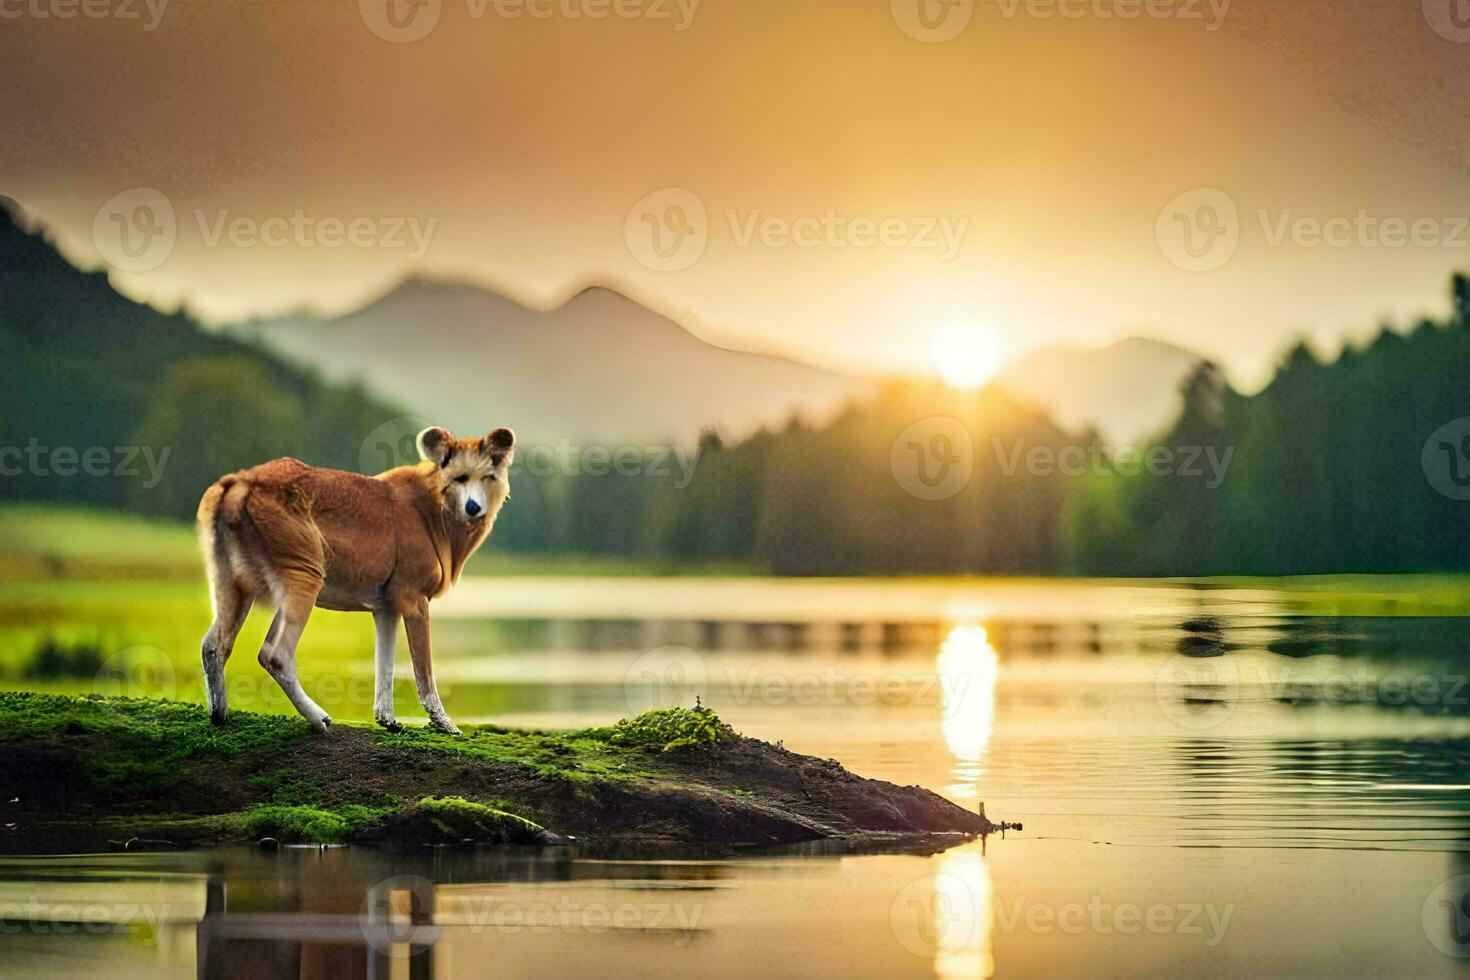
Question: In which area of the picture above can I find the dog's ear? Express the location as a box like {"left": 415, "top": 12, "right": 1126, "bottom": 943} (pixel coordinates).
{"left": 416, "top": 427, "right": 455, "bottom": 467}
{"left": 483, "top": 428, "right": 515, "bottom": 454}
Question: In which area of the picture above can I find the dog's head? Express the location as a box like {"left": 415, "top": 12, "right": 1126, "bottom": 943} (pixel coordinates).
{"left": 416, "top": 426, "right": 514, "bottom": 522}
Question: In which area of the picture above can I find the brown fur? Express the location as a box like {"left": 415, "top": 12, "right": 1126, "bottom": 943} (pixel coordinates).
{"left": 197, "top": 426, "right": 513, "bottom": 733}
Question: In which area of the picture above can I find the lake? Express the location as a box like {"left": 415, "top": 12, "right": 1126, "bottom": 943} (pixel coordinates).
{"left": 4, "top": 576, "right": 1470, "bottom": 977}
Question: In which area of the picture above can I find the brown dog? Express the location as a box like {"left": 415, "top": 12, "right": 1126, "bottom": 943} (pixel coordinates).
{"left": 196, "top": 426, "right": 513, "bottom": 733}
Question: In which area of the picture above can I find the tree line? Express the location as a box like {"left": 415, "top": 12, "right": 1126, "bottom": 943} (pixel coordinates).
{"left": 5, "top": 196, "right": 1469, "bottom": 576}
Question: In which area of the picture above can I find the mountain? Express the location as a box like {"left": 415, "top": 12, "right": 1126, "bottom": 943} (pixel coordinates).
{"left": 235, "top": 279, "right": 871, "bottom": 447}
{"left": 0, "top": 196, "right": 404, "bottom": 518}
{"left": 996, "top": 337, "right": 1205, "bottom": 444}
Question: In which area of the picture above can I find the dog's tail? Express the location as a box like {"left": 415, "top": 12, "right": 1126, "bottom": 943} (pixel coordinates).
{"left": 197, "top": 474, "right": 252, "bottom": 601}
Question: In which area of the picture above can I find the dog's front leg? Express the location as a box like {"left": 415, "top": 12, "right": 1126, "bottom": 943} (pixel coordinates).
{"left": 371, "top": 608, "right": 402, "bottom": 730}
{"left": 402, "top": 603, "right": 461, "bottom": 735}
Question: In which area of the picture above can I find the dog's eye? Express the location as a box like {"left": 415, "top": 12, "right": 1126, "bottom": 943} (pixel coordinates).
{"left": 454, "top": 475, "right": 469, "bottom": 484}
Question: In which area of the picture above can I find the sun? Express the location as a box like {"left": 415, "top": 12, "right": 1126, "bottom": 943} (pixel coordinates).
{"left": 930, "top": 323, "right": 1003, "bottom": 389}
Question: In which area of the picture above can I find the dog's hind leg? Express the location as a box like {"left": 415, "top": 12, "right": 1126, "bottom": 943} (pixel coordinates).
{"left": 258, "top": 582, "right": 332, "bottom": 732}
{"left": 202, "top": 580, "right": 255, "bottom": 726}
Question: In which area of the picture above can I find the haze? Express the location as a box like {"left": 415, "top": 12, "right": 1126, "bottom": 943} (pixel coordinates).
{"left": 4, "top": 0, "right": 1469, "bottom": 388}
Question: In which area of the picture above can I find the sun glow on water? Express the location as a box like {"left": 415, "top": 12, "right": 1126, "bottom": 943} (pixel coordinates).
{"left": 937, "top": 624, "right": 999, "bottom": 796}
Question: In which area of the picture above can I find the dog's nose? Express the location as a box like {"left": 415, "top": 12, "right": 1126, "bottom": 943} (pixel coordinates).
{"left": 466, "top": 499, "right": 482, "bottom": 517}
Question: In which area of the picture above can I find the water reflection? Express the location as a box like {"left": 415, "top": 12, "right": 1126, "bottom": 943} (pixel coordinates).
{"left": 937, "top": 624, "right": 998, "bottom": 801}
{"left": 931, "top": 847, "right": 994, "bottom": 980}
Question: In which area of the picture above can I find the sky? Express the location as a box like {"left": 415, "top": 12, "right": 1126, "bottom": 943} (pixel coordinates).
{"left": 3, "top": 0, "right": 1469, "bottom": 389}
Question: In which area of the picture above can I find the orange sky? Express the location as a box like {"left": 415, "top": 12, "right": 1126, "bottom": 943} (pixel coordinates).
{"left": 4, "top": 0, "right": 1469, "bottom": 387}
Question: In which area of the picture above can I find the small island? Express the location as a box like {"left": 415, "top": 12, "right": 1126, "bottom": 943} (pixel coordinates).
{"left": 0, "top": 692, "right": 1015, "bottom": 853}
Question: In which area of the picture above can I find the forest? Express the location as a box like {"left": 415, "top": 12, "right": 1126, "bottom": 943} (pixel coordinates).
{"left": 4, "top": 198, "right": 1468, "bottom": 577}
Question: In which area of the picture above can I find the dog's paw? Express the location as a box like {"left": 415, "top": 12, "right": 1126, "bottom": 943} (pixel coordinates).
{"left": 429, "top": 718, "right": 463, "bottom": 736}
{"left": 375, "top": 714, "right": 402, "bottom": 732}
{"left": 309, "top": 714, "right": 333, "bottom": 733}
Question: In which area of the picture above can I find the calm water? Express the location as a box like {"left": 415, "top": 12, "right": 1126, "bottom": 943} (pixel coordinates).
{"left": 6, "top": 578, "right": 1470, "bottom": 978}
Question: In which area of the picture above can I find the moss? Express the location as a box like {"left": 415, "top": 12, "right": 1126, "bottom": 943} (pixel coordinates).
{"left": 580, "top": 706, "right": 735, "bottom": 752}
{"left": 415, "top": 796, "right": 545, "bottom": 837}
{"left": 371, "top": 724, "right": 662, "bottom": 783}
{"left": 0, "top": 690, "right": 309, "bottom": 792}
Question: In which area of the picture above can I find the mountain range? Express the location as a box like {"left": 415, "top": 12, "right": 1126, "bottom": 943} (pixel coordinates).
{"left": 235, "top": 279, "right": 869, "bottom": 447}
{"left": 237, "top": 277, "right": 1203, "bottom": 448}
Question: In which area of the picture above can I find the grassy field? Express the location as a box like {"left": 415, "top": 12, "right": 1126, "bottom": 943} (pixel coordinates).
{"left": 0, "top": 506, "right": 573, "bottom": 722}
{"left": 4, "top": 503, "right": 1470, "bottom": 725}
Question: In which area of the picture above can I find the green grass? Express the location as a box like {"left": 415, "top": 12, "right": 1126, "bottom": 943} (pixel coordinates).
{"left": 0, "top": 690, "right": 311, "bottom": 792}
{"left": 0, "top": 505, "right": 202, "bottom": 579}
{"left": 0, "top": 693, "right": 734, "bottom": 845}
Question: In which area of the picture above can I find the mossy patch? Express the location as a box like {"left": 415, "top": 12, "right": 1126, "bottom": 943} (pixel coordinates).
{"left": 0, "top": 693, "right": 992, "bottom": 851}
{"left": 580, "top": 706, "right": 735, "bottom": 752}
{"left": 0, "top": 690, "right": 310, "bottom": 792}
